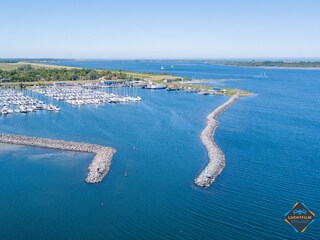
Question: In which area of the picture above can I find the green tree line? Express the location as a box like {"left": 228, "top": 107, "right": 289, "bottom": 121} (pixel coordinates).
{"left": 0, "top": 65, "right": 130, "bottom": 82}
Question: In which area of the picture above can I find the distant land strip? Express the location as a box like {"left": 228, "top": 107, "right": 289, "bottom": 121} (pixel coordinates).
{"left": 0, "top": 134, "right": 116, "bottom": 183}
{"left": 205, "top": 60, "right": 320, "bottom": 68}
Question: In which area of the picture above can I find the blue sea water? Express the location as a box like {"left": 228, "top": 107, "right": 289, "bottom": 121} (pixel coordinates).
{"left": 0, "top": 61, "right": 319, "bottom": 239}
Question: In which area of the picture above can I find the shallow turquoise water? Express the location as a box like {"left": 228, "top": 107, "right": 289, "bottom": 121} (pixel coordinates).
{"left": 0, "top": 61, "right": 319, "bottom": 239}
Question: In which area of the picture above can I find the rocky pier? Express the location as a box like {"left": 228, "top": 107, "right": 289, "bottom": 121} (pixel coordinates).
{"left": 0, "top": 134, "right": 116, "bottom": 183}
{"left": 195, "top": 93, "right": 240, "bottom": 187}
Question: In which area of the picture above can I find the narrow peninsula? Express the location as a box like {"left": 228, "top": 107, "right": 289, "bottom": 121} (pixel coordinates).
{"left": 0, "top": 134, "right": 116, "bottom": 183}
{"left": 195, "top": 93, "right": 239, "bottom": 188}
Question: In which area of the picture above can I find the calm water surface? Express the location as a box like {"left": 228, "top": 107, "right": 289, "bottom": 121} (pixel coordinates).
{"left": 0, "top": 61, "right": 319, "bottom": 239}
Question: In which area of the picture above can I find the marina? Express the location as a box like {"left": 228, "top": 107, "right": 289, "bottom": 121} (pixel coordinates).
{"left": 0, "top": 60, "right": 319, "bottom": 240}
{"left": 0, "top": 88, "right": 60, "bottom": 116}
{"left": 0, "top": 81, "right": 234, "bottom": 117}
{"left": 32, "top": 85, "right": 142, "bottom": 106}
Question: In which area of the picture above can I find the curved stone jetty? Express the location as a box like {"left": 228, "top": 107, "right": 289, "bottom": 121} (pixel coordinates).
{"left": 195, "top": 93, "right": 239, "bottom": 188}
{"left": 0, "top": 134, "right": 116, "bottom": 183}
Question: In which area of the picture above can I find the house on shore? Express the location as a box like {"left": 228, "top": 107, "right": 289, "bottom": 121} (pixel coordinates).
{"left": 99, "top": 76, "right": 111, "bottom": 81}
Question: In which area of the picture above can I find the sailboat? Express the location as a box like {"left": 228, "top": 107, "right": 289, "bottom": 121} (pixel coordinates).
{"left": 258, "top": 72, "right": 268, "bottom": 78}
{"left": 161, "top": 66, "right": 164, "bottom": 70}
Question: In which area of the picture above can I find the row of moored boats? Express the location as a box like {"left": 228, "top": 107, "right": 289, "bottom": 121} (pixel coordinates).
{"left": 0, "top": 89, "right": 60, "bottom": 116}
{"left": 32, "top": 86, "right": 142, "bottom": 106}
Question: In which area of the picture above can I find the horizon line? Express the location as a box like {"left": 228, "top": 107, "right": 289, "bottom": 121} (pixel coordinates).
{"left": 1, "top": 57, "right": 320, "bottom": 61}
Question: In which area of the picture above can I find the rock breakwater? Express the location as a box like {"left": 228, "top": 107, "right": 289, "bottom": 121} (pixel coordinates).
{"left": 195, "top": 93, "right": 239, "bottom": 187}
{"left": 0, "top": 134, "right": 116, "bottom": 183}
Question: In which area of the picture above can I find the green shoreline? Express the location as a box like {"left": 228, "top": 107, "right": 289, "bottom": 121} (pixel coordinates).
{"left": 0, "top": 62, "right": 252, "bottom": 96}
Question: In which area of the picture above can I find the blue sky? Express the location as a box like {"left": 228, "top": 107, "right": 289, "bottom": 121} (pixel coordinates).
{"left": 1, "top": 0, "right": 319, "bottom": 59}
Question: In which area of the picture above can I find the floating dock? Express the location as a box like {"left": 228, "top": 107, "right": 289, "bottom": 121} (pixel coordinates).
{"left": 0, "top": 134, "right": 116, "bottom": 183}
{"left": 0, "top": 89, "right": 60, "bottom": 116}
{"left": 195, "top": 93, "right": 239, "bottom": 187}
{"left": 32, "top": 85, "right": 141, "bottom": 106}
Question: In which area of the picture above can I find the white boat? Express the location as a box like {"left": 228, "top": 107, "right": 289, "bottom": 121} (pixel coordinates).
{"left": 1, "top": 107, "right": 8, "bottom": 115}
{"left": 258, "top": 72, "right": 268, "bottom": 78}
{"left": 144, "top": 84, "right": 166, "bottom": 90}
{"left": 198, "top": 90, "right": 210, "bottom": 95}
{"left": 54, "top": 106, "right": 61, "bottom": 111}
{"left": 19, "top": 106, "right": 28, "bottom": 113}
{"left": 36, "top": 104, "right": 44, "bottom": 110}
{"left": 161, "top": 66, "right": 164, "bottom": 70}
{"left": 47, "top": 104, "right": 55, "bottom": 111}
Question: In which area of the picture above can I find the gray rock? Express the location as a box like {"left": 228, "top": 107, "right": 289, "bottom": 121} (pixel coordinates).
{"left": 195, "top": 93, "right": 239, "bottom": 188}
{"left": 0, "top": 134, "right": 116, "bottom": 184}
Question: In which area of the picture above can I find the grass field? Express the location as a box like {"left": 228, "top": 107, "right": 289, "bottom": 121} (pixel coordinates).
{"left": 0, "top": 63, "right": 30, "bottom": 70}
